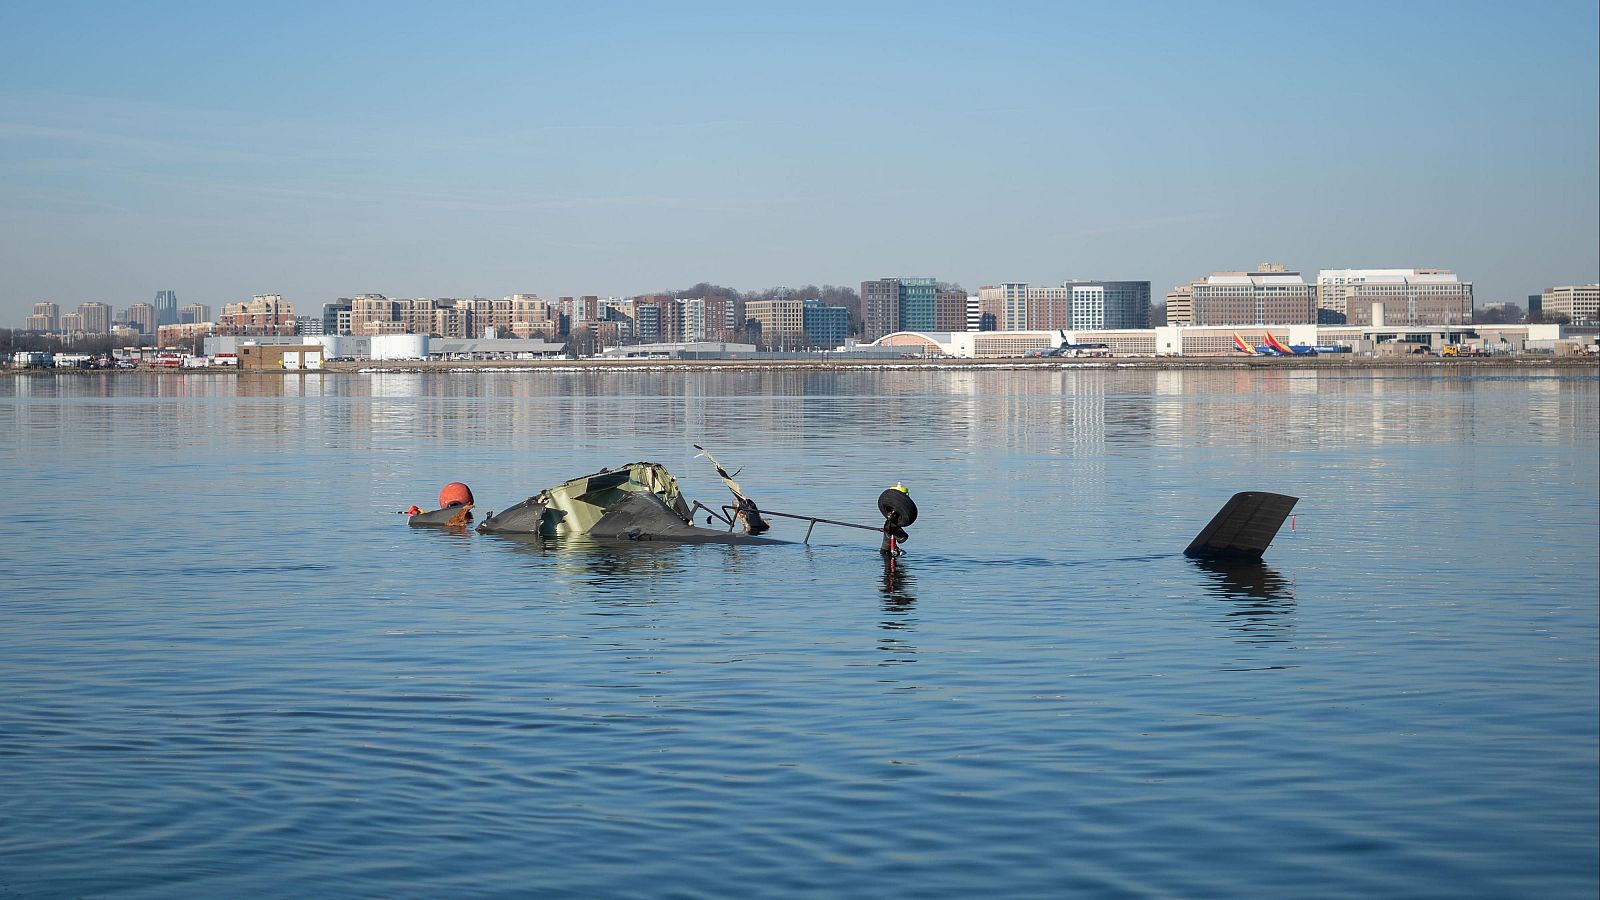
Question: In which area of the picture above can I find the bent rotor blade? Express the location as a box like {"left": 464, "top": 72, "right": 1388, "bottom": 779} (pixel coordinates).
{"left": 692, "top": 443, "right": 747, "bottom": 501}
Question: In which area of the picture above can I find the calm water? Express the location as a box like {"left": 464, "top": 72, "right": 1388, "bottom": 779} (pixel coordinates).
{"left": 2, "top": 368, "right": 1597, "bottom": 898}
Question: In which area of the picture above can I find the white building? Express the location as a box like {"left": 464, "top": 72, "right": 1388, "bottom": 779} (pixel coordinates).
{"left": 1318, "top": 268, "right": 1473, "bottom": 325}
{"left": 1183, "top": 265, "right": 1316, "bottom": 326}
{"left": 870, "top": 323, "right": 1566, "bottom": 358}
{"left": 1540, "top": 285, "right": 1599, "bottom": 323}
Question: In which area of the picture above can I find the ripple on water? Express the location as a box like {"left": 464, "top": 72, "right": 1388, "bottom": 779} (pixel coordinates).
{"left": 0, "top": 369, "right": 1595, "bottom": 898}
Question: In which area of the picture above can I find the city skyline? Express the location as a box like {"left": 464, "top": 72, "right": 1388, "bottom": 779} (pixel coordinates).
{"left": 22, "top": 271, "right": 1600, "bottom": 336}
{"left": 1, "top": 2, "right": 1596, "bottom": 322}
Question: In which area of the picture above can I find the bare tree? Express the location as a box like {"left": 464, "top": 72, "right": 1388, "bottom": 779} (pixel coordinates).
{"left": 1525, "top": 309, "right": 1569, "bottom": 325}
{"left": 1474, "top": 303, "right": 1524, "bottom": 325}
{"left": 669, "top": 282, "right": 742, "bottom": 300}
{"left": 816, "top": 285, "right": 862, "bottom": 335}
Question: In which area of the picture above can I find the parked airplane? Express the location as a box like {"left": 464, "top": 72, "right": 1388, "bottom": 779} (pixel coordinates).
{"left": 1261, "top": 332, "right": 1318, "bottom": 356}
{"left": 1233, "top": 332, "right": 1317, "bottom": 356}
{"left": 1048, "top": 331, "right": 1112, "bottom": 357}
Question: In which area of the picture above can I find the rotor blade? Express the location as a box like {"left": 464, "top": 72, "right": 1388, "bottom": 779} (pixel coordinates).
{"left": 692, "top": 444, "right": 748, "bottom": 501}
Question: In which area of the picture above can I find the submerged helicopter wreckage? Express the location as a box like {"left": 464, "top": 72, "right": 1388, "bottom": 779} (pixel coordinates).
{"left": 404, "top": 445, "right": 1297, "bottom": 563}
{"left": 407, "top": 445, "right": 919, "bottom": 555}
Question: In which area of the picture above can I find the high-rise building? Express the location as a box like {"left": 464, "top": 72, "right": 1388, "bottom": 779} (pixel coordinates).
{"left": 934, "top": 289, "right": 967, "bottom": 332}
{"left": 681, "top": 298, "right": 708, "bottom": 342}
{"left": 1028, "top": 286, "right": 1073, "bottom": 330}
{"left": 628, "top": 295, "right": 681, "bottom": 343}
{"left": 898, "top": 278, "right": 936, "bottom": 332}
{"left": 977, "top": 284, "right": 1031, "bottom": 331}
{"left": 1318, "top": 269, "right": 1472, "bottom": 325}
{"left": 350, "top": 294, "right": 399, "bottom": 335}
{"left": 802, "top": 300, "right": 850, "bottom": 348}
{"left": 1540, "top": 285, "right": 1600, "bottom": 323}
{"left": 1527, "top": 293, "right": 1542, "bottom": 317}
{"left": 427, "top": 307, "right": 467, "bottom": 338}
{"left": 681, "top": 295, "right": 739, "bottom": 342}
{"left": 78, "top": 302, "right": 112, "bottom": 333}
{"left": 1165, "top": 282, "right": 1196, "bottom": 326}
{"left": 28, "top": 302, "right": 60, "bottom": 331}
{"left": 1066, "top": 281, "right": 1151, "bottom": 330}
{"left": 323, "top": 299, "right": 353, "bottom": 335}
{"left": 861, "top": 279, "right": 901, "bottom": 341}
{"left": 976, "top": 281, "right": 1150, "bottom": 331}
{"left": 123, "top": 303, "right": 157, "bottom": 334}
{"left": 977, "top": 283, "right": 1072, "bottom": 331}
{"left": 60, "top": 312, "right": 84, "bottom": 332}
{"left": 1187, "top": 264, "right": 1315, "bottom": 326}
{"left": 631, "top": 301, "right": 659, "bottom": 342}
{"left": 345, "top": 294, "right": 467, "bottom": 336}
{"left": 571, "top": 296, "right": 601, "bottom": 326}
{"left": 745, "top": 298, "right": 806, "bottom": 348}
{"left": 153, "top": 290, "right": 178, "bottom": 326}
{"left": 600, "top": 305, "right": 635, "bottom": 343}
{"left": 965, "top": 295, "right": 985, "bottom": 331}
{"left": 402, "top": 298, "right": 436, "bottom": 334}
{"left": 508, "top": 295, "right": 554, "bottom": 336}
{"left": 860, "top": 277, "right": 937, "bottom": 340}
{"left": 680, "top": 296, "right": 740, "bottom": 342}
{"left": 178, "top": 303, "right": 211, "bottom": 324}
{"left": 219, "top": 294, "right": 295, "bottom": 331}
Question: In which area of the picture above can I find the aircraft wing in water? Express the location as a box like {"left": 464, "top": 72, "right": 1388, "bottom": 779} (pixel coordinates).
{"left": 1185, "top": 491, "right": 1299, "bottom": 562}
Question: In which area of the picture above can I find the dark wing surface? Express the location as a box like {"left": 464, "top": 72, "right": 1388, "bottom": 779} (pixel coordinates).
{"left": 1183, "top": 492, "right": 1299, "bottom": 561}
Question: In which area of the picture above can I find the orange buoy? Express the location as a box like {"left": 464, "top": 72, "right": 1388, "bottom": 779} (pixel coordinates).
{"left": 439, "top": 482, "right": 474, "bottom": 509}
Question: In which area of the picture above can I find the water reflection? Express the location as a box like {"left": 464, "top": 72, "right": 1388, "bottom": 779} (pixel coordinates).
{"left": 474, "top": 532, "right": 693, "bottom": 600}
{"left": 880, "top": 557, "right": 916, "bottom": 612}
{"left": 1193, "top": 559, "right": 1296, "bottom": 646}
{"left": 8, "top": 370, "right": 1592, "bottom": 476}
{"left": 5, "top": 369, "right": 1599, "bottom": 900}
{"left": 878, "top": 558, "right": 917, "bottom": 664}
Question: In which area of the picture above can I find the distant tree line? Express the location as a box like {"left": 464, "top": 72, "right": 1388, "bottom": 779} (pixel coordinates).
{"left": 1476, "top": 304, "right": 1570, "bottom": 325}
{"left": 1524, "top": 309, "right": 1571, "bottom": 325}
{"left": 1475, "top": 303, "right": 1525, "bottom": 325}
{"left": 0, "top": 329, "right": 125, "bottom": 356}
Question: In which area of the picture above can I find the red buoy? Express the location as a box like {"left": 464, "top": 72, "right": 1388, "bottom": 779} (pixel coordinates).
{"left": 439, "top": 482, "right": 474, "bottom": 508}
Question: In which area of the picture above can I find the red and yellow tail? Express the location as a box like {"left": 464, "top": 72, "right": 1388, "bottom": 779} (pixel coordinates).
{"left": 1263, "top": 332, "right": 1293, "bottom": 354}
{"left": 1233, "top": 333, "right": 1256, "bottom": 354}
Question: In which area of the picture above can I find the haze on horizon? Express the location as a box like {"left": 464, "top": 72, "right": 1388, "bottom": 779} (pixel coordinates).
{"left": 1, "top": 1, "right": 1596, "bottom": 321}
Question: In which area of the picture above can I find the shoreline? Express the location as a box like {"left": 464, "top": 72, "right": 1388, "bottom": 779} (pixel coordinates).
{"left": 5, "top": 356, "right": 1598, "bottom": 376}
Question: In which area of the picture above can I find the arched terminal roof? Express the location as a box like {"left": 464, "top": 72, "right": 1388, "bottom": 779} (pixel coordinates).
{"left": 870, "top": 332, "right": 955, "bottom": 354}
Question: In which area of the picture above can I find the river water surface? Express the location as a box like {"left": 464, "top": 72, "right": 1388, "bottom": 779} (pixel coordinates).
{"left": 2, "top": 368, "right": 1597, "bottom": 898}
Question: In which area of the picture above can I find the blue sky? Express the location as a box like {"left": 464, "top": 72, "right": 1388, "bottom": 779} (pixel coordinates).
{"left": 2, "top": 0, "right": 1596, "bottom": 319}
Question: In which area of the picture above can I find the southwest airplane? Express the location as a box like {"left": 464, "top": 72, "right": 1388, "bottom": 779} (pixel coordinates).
{"left": 1234, "top": 332, "right": 1318, "bottom": 356}
{"left": 1262, "top": 332, "right": 1317, "bottom": 355}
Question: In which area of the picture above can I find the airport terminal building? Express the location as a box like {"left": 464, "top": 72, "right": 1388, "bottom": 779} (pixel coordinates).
{"left": 871, "top": 323, "right": 1575, "bottom": 358}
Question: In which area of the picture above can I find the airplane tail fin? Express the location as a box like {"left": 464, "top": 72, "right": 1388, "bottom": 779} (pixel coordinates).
{"left": 1184, "top": 492, "right": 1298, "bottom": 561}
{"left": 1233, "top": 333, "right": 1255, "bottom": 354}
{"left": 1263, "top": 332, "right": 1293, "bottom": 354}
